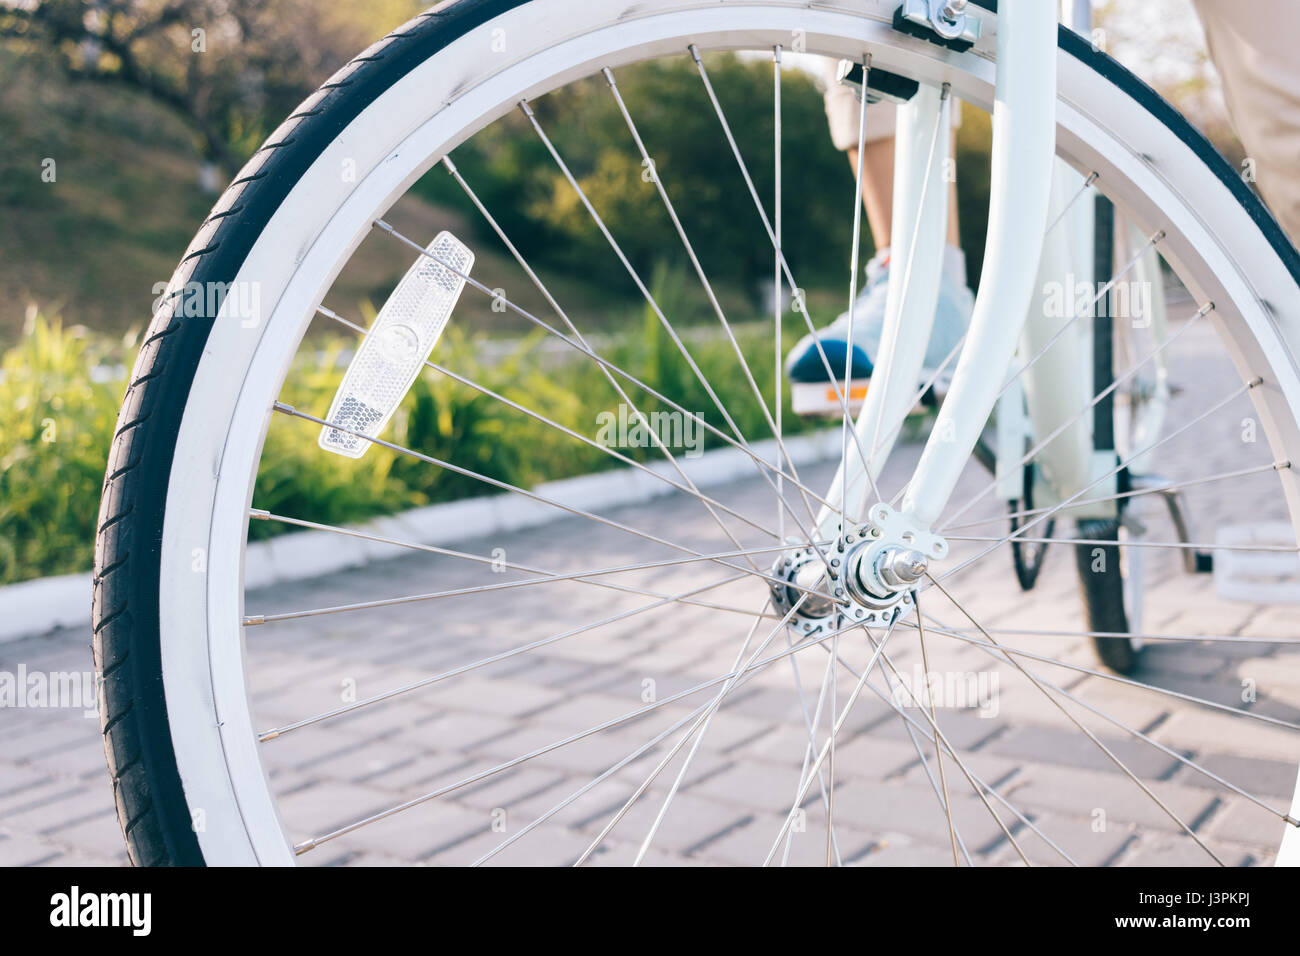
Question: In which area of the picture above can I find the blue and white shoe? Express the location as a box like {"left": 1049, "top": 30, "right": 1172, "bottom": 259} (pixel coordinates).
{"left": 786, "top": 246, "right": 974, "bottom": 416}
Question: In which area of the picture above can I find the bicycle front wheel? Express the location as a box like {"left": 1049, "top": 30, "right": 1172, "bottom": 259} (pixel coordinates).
{"left": 95, "top": 0, "right": 1300, "bottom": 866}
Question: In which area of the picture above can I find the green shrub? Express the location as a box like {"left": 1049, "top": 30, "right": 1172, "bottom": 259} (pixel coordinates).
{"left": 0, "top": 309, "right": 127, "bottom": 583}
{"left": 2, "top": 275, "right": 817, "bottom": 584}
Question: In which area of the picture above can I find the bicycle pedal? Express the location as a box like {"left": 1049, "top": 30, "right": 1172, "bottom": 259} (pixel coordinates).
{"left": 319, "top": 230, "right": 473, "bottom": 458}
{"left": 791, "top": 379, "right": 870, "bottom": 418}
{"left": 1212, "top": 522, "right": 1300, "bottom": 603}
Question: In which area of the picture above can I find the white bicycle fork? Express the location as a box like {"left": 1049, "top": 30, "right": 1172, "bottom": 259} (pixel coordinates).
{"left": 817, "top": 0, "right": 1058, "bottom": 541}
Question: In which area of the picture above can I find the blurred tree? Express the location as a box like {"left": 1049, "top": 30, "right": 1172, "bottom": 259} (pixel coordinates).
{"left": 1091, "top": 0, "right": 1242, "bottom": 167}
{"left": 0, "top": 0, "right": 423, "bottom": 181}
{"left": 418, "top": 53, "right": 999, "bottom": 311}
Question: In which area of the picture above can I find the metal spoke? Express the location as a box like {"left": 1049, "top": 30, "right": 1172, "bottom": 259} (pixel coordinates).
{"left": 372, "top": 216, "right": 842, "bottom": 518}
{"left": 872, "top": 176, "right": 1093, "bottom": 491}
{"left": 247, "top": 543, "right": 761, "bottom": 628}
{"left": 601, "top": 67, "right": 821, "bottom": 531}
{"left": 291, "top": 617, "right": 861, "bottom": 854}
{"left": 1044, "top": 171, "right": 1100, "bottom": 236}
{"left": 866, "top": 647, "right": 976, "bottom": 866}
{"left": 249, "top": 510, "right": 800, "bottom": 622}
{"left": 689, "top": 44, "right": 881, "bottom": 498}
{"left": 367, "top": 221, "right": 841, "bottom": 578}
{"left": 573, "top": 614, "right": 788, "bottom": 865}
{"left": 521, "top": 99, "right": 834, "bottom": 555}
{"left": 574, "top": 598, "right": 897, "bottom": 865}
{"left": 910, "top": 621, "right": 1300, "bottom": 648}
{"left": 436, "top": 159, "right": 771, "bottom": 573}
{"left": 579, "top": 593, "right": 814, "bottom": 866}
{"left": 923, "top": 572, "right": 1226, "bottom": 865}
{"left": 840, "top": 55, "right": 876, "bottom": 525}
{"left": 942, "top": 460, "right": 1288, "bottom": 531}
{"left": 781, "top": 627, "right": 844, "bottom": 867}
{"left": 925, "top": 619, "right": 1300, "bottom": 827}
{"left": 939, "top": 301, "right": 1213, "bottom": 529}
{"left": 773, "top": 44, "right": 785, "bottom": 538}
{"left": 945, "top": 533, "right": 1297, "bottom": 553}
{"left": 471, "top": 698, "right": 714, "bottom": 866}
{"left": 626, "top": 604, "right": 776, "bottom": 866}
{"left": 267, "top": 402, "right": 832, "bottom": 605}
{"left": 1000, "top": 228, "right": 1166, "bottom": 410}
{"left": 317, "top": 304, "right": 778, "bottom": 546}
{"left": 932, "top": 378, "right": 1264, "bottom": 590}
{"left": 895, "top": 232, "right": 1168, "bottom": 513}
{"left": 914, "top": 591, "right": 960, "bottom": 865}
{"left": 259, "top": 571, "right": 751, "bottom": 741}
{"left": 829, "top": 635, "right": 1065, "bottom": 865}
{"left": 250, "top": 509, "right": 800, "bottom": 590}
{"left": 761, "top": 616, "right": 901, "bottom": 865}
{"left": 825, "top": 628, "right": 841, "bottom": 864}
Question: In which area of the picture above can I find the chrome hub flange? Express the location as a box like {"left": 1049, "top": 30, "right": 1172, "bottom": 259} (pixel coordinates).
{"left": 843, "top": 502, "right": 949, "bottom": 609}
{"left": 769, "top": 545, "right": 842, "bottom": 635}
{"left": 771, "top": 505, "right": 949, "bottom": 632}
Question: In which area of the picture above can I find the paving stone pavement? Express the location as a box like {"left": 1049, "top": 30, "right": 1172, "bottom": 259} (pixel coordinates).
{"left": 2, "top": 313, "right": 1299, "bottom": 866}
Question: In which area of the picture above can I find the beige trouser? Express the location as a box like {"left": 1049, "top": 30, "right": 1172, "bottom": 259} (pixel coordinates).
{"left": 1193, "top": 0, "right": 1300, "bottom": 242}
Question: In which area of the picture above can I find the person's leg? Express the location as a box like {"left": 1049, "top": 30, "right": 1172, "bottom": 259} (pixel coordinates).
{"left": 823, "top": 55, "right": 963, "bottom": 252}
{"left": 823, "top": 58, "right": 901, "bottom": 252}
{"left": 786, "top": 62, "right": 973, "bottom": 399}
{"left": 1193, "top": 0, "right": 1300, "bottom": 242}
{"left": 846, "top": 138, "right": 896, "bottom": 248}
{"left": 845, "top": 130, "right": 961, "bottom": 250}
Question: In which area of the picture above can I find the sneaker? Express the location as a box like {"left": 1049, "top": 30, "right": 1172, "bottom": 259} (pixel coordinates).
{"left": 786, "top": 245, "right": 974, "bottom": 415}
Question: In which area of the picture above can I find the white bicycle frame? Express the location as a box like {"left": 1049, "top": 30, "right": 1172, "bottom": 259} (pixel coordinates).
{"left": 818, "top": 0, "right": 1061, "bottom": 537}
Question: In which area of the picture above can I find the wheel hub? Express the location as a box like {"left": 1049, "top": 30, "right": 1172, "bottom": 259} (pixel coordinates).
{"left": 769, "top": 504, "right": 949, "bottom": 634}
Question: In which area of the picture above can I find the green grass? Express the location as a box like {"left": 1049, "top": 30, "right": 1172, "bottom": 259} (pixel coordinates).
{"left": 0, "top": 309, "right": 129, "bottom": 582}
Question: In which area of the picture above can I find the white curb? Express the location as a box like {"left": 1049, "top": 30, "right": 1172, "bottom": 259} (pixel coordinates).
{"left": 0, "top": 428, "right": 841, "bottom": 644}
{"left": 0, "top": 572, "right": 95, "bottom": 644}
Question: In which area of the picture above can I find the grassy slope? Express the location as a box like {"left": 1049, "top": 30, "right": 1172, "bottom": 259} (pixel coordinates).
{"left": 0, "top": 49, "right": 214, "bottom": 338}
{"left": 0, "top": 47, "right": 646, "bottom": 343}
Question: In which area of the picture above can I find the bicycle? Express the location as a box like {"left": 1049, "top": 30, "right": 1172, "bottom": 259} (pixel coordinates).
{"left": 93, "top": 0, "right": 1300, "bottom": 866}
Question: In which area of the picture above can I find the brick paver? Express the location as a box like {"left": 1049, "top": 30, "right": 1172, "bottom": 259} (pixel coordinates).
{"left": 1, "top": 314, "right": 1298, "bottom": 866}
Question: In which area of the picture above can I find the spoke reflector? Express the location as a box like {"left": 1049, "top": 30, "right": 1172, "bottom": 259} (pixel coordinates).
{"left": 319, "top": 230, "right": 473, "bottom": 457}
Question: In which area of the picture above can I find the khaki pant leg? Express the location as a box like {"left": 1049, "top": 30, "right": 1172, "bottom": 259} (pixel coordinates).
{"left": 821, "top": 56, "right": 961, "bottom": 152}
{"left": 1194, "top": 0, "right": 1300, "bottom": 242}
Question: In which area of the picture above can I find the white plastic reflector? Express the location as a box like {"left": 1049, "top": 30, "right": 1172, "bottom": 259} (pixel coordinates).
{"left": 319, "top": 230, "right": 473, "bottom": 458}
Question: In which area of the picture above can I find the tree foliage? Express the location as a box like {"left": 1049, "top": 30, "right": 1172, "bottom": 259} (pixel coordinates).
{"left": 0, "top": 0, "right": 423, "bottom": 172}
{"left": 418, "top": 54, "right": 875, "bottom": 308}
